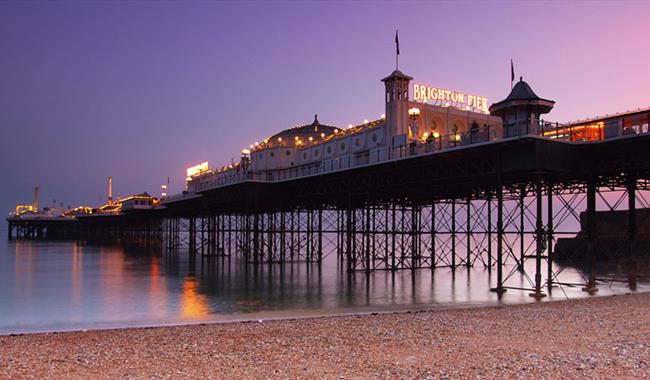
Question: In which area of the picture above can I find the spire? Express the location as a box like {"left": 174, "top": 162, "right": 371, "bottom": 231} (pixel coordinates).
{"left": 313, "top": 114, "right": 319, "bottom": 125}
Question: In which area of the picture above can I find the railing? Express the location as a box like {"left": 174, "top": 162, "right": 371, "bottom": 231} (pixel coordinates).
{"left": 181, "top": 120, "right": 650, "bottom": 196}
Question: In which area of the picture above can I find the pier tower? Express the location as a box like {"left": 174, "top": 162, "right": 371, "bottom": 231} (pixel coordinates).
{"left": 382, "top": 70, "right": 413, "bottom": 154}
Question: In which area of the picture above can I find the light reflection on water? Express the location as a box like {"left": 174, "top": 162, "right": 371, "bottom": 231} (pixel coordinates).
{"left": 0, "top": 240, "right": 646, "bottom": 334}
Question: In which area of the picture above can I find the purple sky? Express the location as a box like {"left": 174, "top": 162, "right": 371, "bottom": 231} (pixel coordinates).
{"left": 1, "top": 1, "right": 649, "bottom": 213}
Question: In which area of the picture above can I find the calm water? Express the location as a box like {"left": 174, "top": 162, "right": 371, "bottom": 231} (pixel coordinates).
{"left": 1, "top": 234, "right": 647, "bottom": 335}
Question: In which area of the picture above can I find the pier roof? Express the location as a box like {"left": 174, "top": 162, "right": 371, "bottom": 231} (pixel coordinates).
{"left": 489, "top": 77, "right": 555, "bottom": 115}
{"left": 381, "top": 69, "right": 413, "bottom": 82}
{"left": 261, "top": 115, "right": 339, "bottom": 149}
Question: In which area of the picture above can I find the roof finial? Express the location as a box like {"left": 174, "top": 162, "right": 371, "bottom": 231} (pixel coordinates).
{"left": 313, "top": 114, "right": 319, "bottom": 124}
{"left": 520, "top": 76, "right": 523, "bottom": 82}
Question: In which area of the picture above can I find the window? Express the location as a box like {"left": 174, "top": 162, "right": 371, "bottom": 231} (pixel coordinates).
{"left": 285, "top": 150, "right": 291, "bottom": 156}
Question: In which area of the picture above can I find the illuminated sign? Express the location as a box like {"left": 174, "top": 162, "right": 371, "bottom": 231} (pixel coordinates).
{"left": 186, "top": 161, "right": 209, "bottom": 178}
{"left": 413, "top": 84, "right": 489, "bottom": 113}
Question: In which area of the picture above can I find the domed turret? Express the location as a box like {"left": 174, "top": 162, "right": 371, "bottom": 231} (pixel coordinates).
{"left": 489, "top": 77, "right": 555, "bottom": 137}
{"left": 264, "top": 115, "right": 339, "bottom": 149}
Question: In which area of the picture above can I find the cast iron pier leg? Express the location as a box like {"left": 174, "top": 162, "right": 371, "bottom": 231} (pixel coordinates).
{"left": 627, "top": 174, "right": 637, "bottom": 290}
{"left": 530, "top": 181, "right": 546, "bottom": 299}
{"left": 583, "top": 177, "right": 598, "bottom": 293}
{"left": 547, "top": 184, "right": 554, "bottom": 291}
{"left": 491, "top": 184, "right": 506, "bottom": 295}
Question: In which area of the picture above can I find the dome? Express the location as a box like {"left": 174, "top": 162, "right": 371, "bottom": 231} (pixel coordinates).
{"left": 264, "top": 115, "right": 339, "bottom": 148}
{"left": 503, "top": 79, "right": 541, "bottom": 102}
{"left": 489, "top": 77, "right": 555, "bottom": 116}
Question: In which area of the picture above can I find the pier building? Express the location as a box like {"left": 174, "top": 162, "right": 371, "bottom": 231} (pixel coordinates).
{"left": 184, "top": 70, "right": 502, "bottom": 193}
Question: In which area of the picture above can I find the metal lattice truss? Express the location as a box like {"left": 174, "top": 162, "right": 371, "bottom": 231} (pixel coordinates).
{"left": 158, "top": 174, "right": 649, "bottom": 297}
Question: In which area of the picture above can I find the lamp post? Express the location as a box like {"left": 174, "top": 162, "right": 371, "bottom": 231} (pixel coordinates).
{"left": 408, "top": 107, "right": 420, "bottom": 156}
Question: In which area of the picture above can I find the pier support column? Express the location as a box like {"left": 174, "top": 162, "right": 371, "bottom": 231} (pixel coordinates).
{"left": 430, "top": 201, "right": 436, "bottom": 270}
{"left": 391, "top": 203, "right": 396, "bottom": 271}
{"left": 189, "top": 217, "right": 196, "bottom": 254}
{"left": 318, "top": 208, "right": 323, "bottom": 263}
{"left": 627, "top": 174, "right": 637, "bottom": 290}
{"left": 346, "top": 207, "right": 353, "bottom": 273}
{"left": 518, "top": 184, "right": 526, "bottom": 271}
{"left": 365, "top": 205, "right": 371, "bottom": 273}
{"left": 487, "top": 194, "right": 493, "bottom": 269}
{"left": 491, "top": 184, "right": 506, "bottom": 295}
{"left": 547, "top": 184, "right": 555, "bottom": 291}
{"left": 530, "top": 181, "right": 546, "bottom": 299}
{"left": 451, "top": 200, "right": 457, "bottom": 270}
{"left": 466, "top": 197, "right": 471, "bottom": 268}
{"left": 583, "top": 177, "right": 598, "bottom": 293}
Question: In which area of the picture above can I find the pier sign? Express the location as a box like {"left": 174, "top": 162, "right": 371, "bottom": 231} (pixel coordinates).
{"left": 413, "top": 83, "right": 488, "bottom": 113}
{"left": 186, "top": 161, "right": 209, "bottom": 178}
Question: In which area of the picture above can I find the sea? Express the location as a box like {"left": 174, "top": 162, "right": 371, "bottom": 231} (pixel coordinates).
{"left": 0, "top": 229, "right": 646, "bottom": 335}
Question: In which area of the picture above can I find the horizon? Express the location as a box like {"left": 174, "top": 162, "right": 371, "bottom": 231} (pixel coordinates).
{"left": 2, "top": 1, "right": 649, "bottom": 213}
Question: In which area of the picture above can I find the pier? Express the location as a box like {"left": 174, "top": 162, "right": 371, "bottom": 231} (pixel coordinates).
{"left": 6, "top": 69, "right": 650, "bottom": 297}
{"left": 8, "top": 133, "right": 650, "bottom": 297}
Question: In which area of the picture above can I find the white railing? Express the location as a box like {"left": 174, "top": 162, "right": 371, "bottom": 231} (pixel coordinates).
{"left": 183, "top": 121, "right": 649, "bottom": 195}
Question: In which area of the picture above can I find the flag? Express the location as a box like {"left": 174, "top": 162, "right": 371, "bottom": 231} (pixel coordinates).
{"left": 395, "top": 30, "right": 400, "bottom": 55}
{"left": 510, "top": 59, "right": 515, "bottom": 83}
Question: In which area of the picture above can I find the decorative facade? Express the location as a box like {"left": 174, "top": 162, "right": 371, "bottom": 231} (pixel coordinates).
{"left": 185, "top": 69, "right": 502, "bottom": 193}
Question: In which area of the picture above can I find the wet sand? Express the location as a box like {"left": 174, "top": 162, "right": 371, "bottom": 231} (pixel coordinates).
{"left": 1, "top": 292, "right": 649, "bottom": 379}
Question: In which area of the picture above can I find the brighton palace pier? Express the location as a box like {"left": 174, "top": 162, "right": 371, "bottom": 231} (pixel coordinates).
{"left": 8, "top": 66, "right": 650, "bottom": 297}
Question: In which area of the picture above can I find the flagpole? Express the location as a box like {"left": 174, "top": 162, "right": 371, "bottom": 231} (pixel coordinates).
{"left": 395, "top": 29, "right": 399, "bottom": 70}
{"left": 510, "top": 59, "right": 514, "bottom": 90}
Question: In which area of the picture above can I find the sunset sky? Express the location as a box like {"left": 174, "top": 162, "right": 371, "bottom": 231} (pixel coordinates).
{"left": 1, "top": 1, "right": 649, "bottom": 213}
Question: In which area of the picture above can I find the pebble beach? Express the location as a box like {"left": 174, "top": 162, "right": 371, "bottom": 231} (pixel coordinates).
{"left": 1, "top": 292, "right": 649, "bottom": 379}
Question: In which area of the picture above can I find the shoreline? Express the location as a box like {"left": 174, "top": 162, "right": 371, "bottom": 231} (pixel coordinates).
{"left": 2, "top": 289, "right": 643, "bottom": 338}
{"left": 0, "top": 299, "right": 495, "bottom": 337}
{"left": 2, "top": 292, "right": 649, "bottom": 378}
